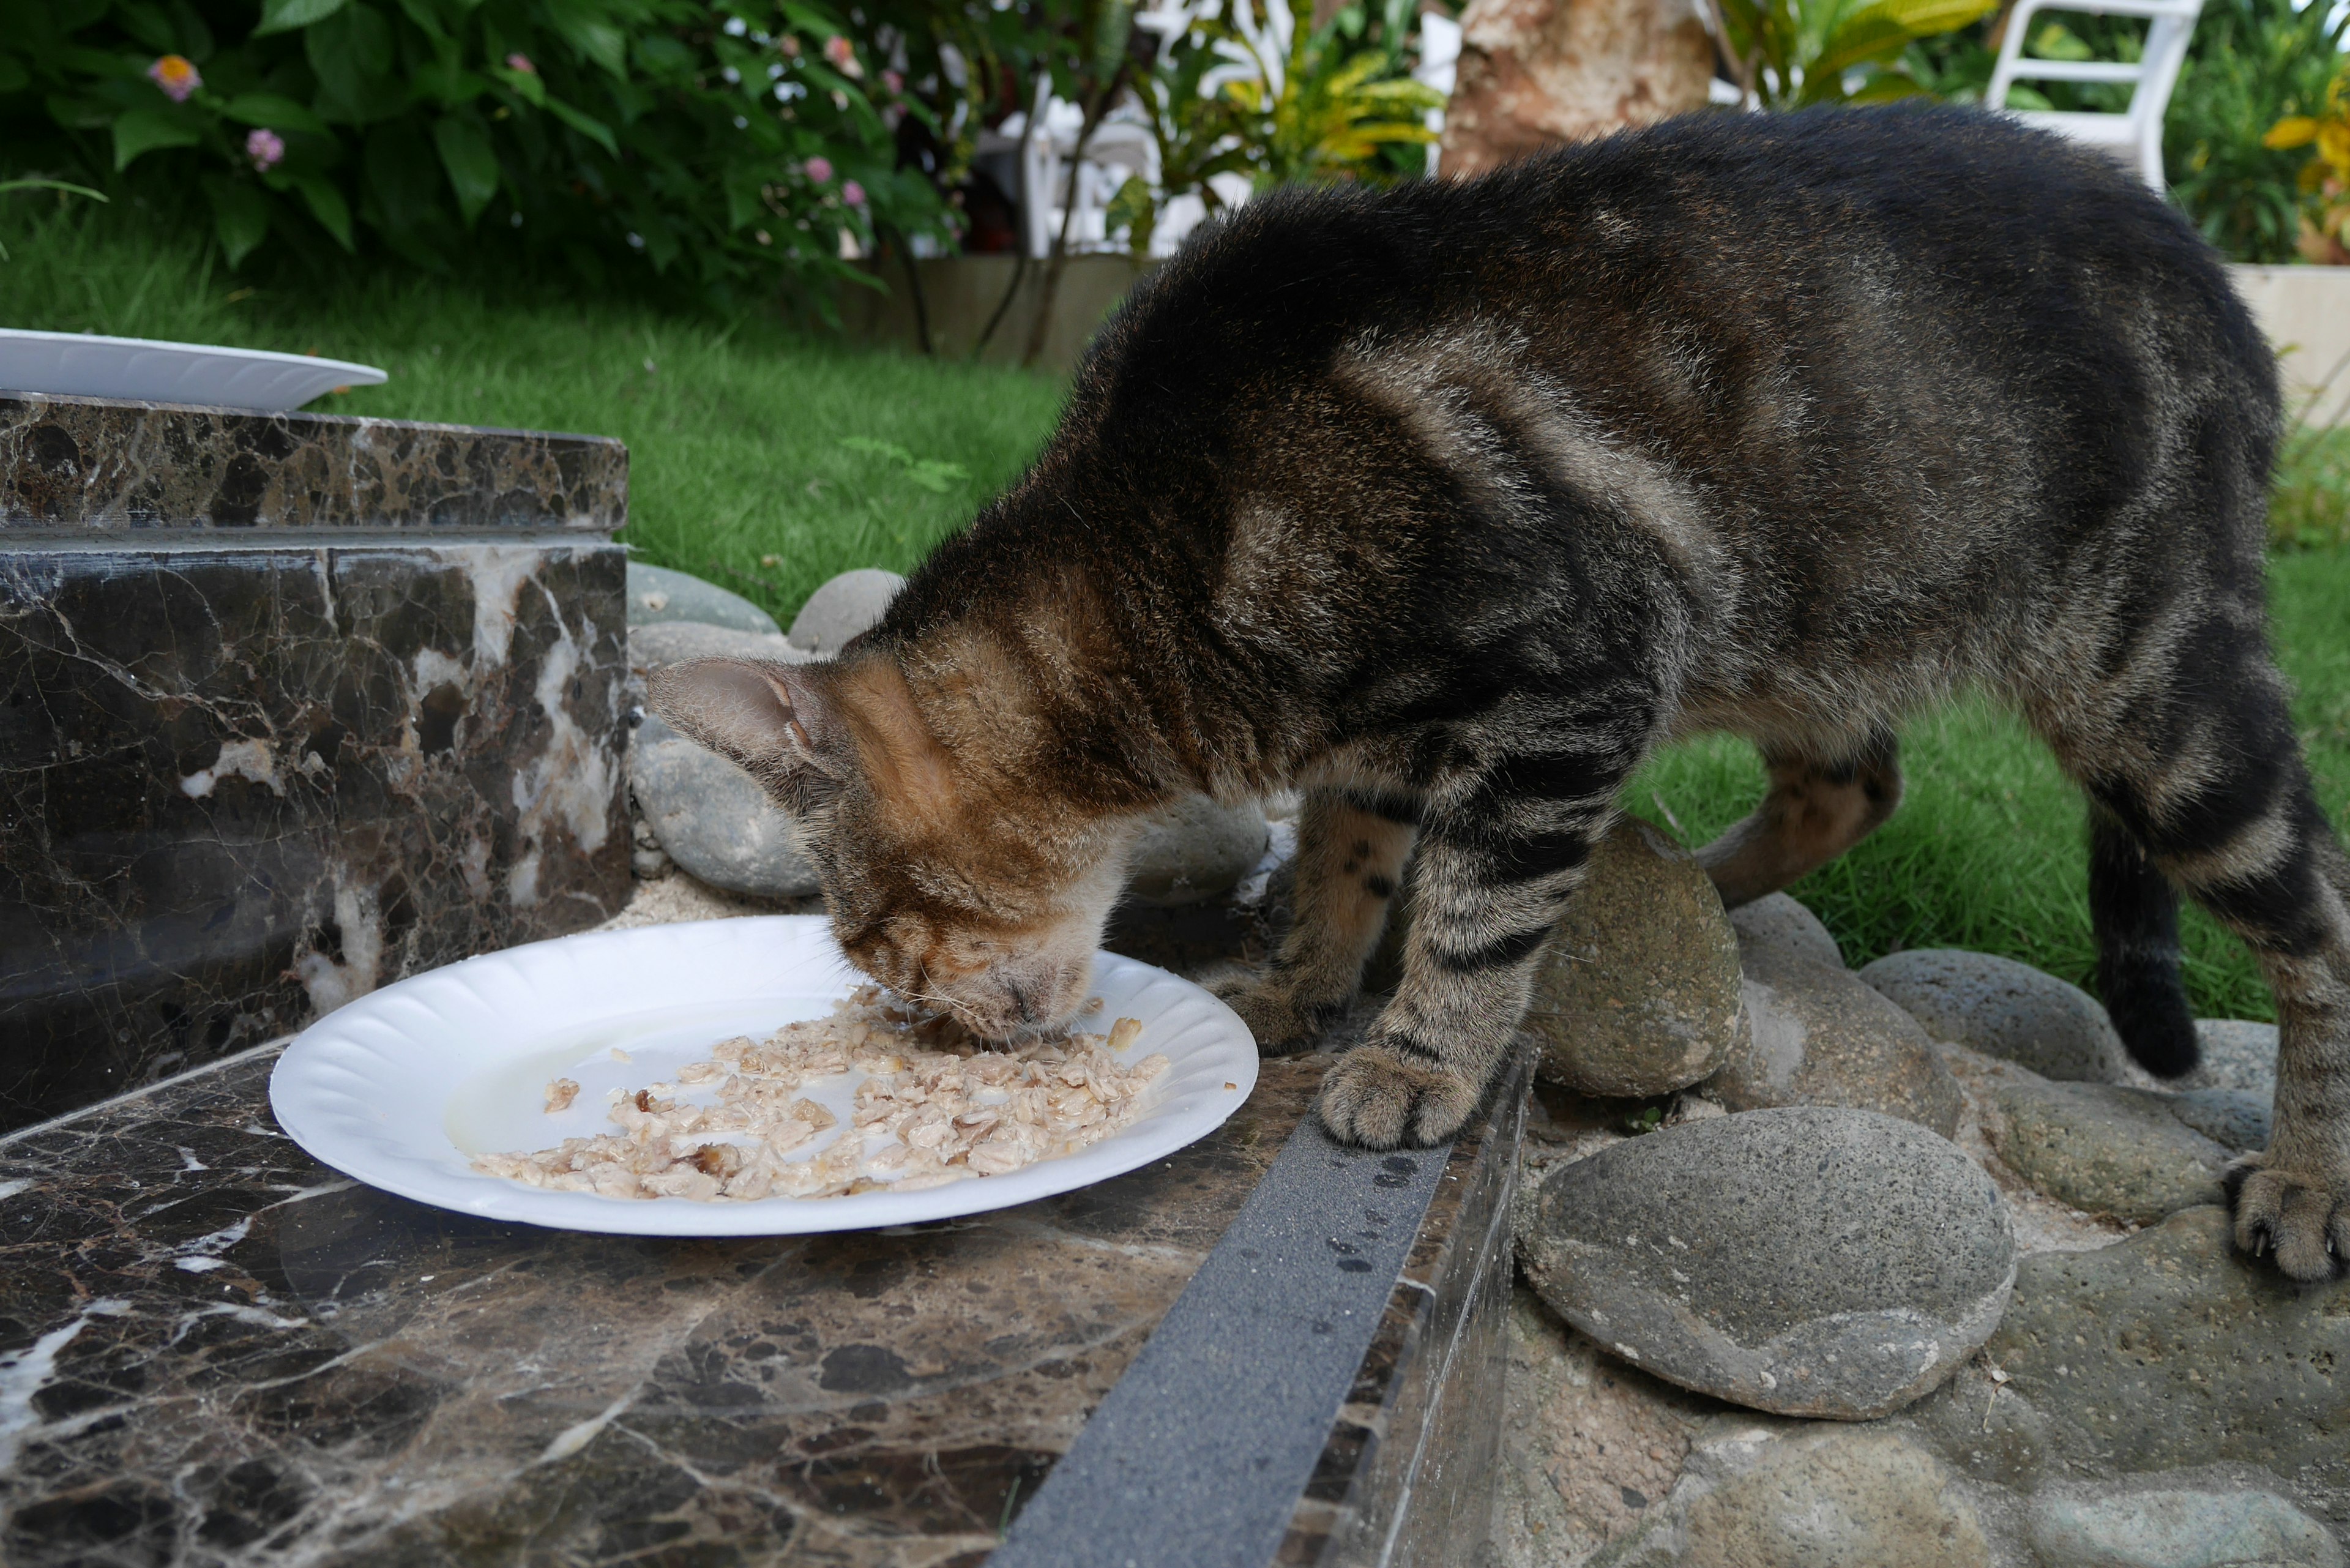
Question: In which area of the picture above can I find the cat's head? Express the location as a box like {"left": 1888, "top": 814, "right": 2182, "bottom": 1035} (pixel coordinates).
{"left": 645, "top": 654, "right": 1138, "bottom": 1039}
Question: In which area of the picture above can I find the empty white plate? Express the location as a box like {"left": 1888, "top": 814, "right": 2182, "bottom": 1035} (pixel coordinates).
{"left": 267, "top": 916, "right": 1259, "bottom": 1236}
{"left": 0, "top": 327, "right": 386, "bottom": 411}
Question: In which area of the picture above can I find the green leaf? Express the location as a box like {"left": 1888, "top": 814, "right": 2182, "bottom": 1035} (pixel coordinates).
{"left": 47, "top": 94, "right": 116, "bottom": 131}
{"left": 2027, "top": 20, "right": 2094, "bottom": 59}
{"left": 1848, "top": 69, "right": 1929, "bottom": 101}
{"left": 390, "top": 0, "right": 450, "bottom": 41}
{"left": 0, "top": 53, "right": 30, "bottom": 94}
{"left": 308, "top": 3, "right": 405, "bottom": 121}
{"left": 0, "top": 177, "right": 108, "bottom": 199}
{"left": 1812, "top": 11, "right": 1920, "bottom": 80}
{"left": 116, "top": 2, "right": 177, "bottom": 51}
{"left": 112, "top": 107, "right": 200, "bottom": 170}
{"left": 412, "top": 61, "right": 489, "bottom": 105}
{"left": 905, "top": 458, "right": 968, "bottom": 493}
{"left": 488, "top": 64, "right": 543, "bottom": 106}
{"left": 168, "top": 0, "right": 217, "bottom": 60}
{"left": 222, "top": 92, "right": 331, "bottom": 135}
{"left": 289, "top": 174, "right": 354, "bottom": 248}
{"left": 253, "top": 0, "right": 349, "bottom": 35}
{"left": 542, "top": 94, "right": 619, "bottom": 156}
{"left": 431, "top": 114, "right": 500, "bottom": 223}
{"left": 551, "top": 15, "right": 629, "bottom": 78}
{"left": 202, "top": 174, "right": 272, "bottom": 265}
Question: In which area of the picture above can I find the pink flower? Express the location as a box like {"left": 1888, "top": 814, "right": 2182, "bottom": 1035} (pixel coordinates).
{"left": 245, "top": 128, "right": 285, "bottom": 171}
{"left": 841, "top": 180, "right": 866, "bottom": 207}
{"left": 804, "top": 155, "right": 833, "bottom": 182}
{"left": 823, "top": 34, "right": 859, "bottom": 74}
{"left": 780, "top": 35, "right": 802, "bottom": 56}
{"left": 506, "top": 52, "right": 536, "bottom": 73}
{"left": 881, "top": 69, "right": 903, "bottom": 94}
{"left": 147, "top": 54, "right": 201, "bottom": 102}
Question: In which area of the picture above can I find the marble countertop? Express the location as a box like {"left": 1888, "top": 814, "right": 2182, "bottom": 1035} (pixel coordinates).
{"left": 1, "top": 393, "right": 627, "bottom": 533}
{"left": 0, "top": 1037, "right": 1335, "bottom": 1566}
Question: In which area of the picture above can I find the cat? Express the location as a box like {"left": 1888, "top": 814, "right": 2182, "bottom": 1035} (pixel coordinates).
{"left": 650, "top": 104, "right": 2350, "bottom": 1282}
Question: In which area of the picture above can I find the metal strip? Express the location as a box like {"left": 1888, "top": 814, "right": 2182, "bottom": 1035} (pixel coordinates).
{"left": 991, "top": 1112, "right": 1451, "bottom": 1568}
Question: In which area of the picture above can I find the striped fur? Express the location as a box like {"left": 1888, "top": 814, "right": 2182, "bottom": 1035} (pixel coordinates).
{"left": 652, "top": 105, "right": 2350, "bottom": 1279}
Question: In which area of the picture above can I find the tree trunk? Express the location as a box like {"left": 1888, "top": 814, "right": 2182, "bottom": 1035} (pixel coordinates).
{"left": 1439, "top": 0, "right": 1714, "bottom": 177}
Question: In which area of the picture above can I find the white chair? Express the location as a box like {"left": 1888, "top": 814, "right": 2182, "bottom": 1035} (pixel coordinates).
{"left": 1003, "top": 81, "right": 1164, "bottom": 258}
{"left": 1986, "top": 0, "right": 2204, "bottom": 191}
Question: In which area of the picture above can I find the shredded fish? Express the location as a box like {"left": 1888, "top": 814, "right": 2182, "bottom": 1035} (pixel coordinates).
{"left": 476, "top": 987, "right": 1164, "bottom": 1202}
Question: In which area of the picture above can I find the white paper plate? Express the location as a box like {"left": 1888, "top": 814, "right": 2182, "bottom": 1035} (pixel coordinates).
{"left": 267, "top": 916, "right": 1259, "bottom": 1236}
{"left": 0, "top": 327, "right": 386, "bottom": 411}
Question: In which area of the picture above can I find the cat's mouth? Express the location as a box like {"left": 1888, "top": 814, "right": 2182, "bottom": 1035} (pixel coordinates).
{"left": 915, "top": 952, "right": 1097, "bottom": 1044}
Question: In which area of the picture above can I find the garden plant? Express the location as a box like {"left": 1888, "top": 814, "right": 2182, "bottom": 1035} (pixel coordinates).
{"left": 4, "top": 0, "right": 2348, "bottom": 1027}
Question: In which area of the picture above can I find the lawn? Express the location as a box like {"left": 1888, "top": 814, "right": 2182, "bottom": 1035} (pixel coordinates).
{"left": 6, "top": 196, "right": 2347, "bottom": 1021}
{"left": 0, "top": 197, "right": 1065, "bottom": 619}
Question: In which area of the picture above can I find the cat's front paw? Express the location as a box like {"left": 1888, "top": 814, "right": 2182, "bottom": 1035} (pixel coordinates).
{"left": 1203, "top": 965, "right": 1340, "bottom": 1056}
{"left": 2225, "top": 1152, "right": 2350, "bottom": 1281}
{"left": 1315, "top": 1043, "right": 1480, "bottom": 1151}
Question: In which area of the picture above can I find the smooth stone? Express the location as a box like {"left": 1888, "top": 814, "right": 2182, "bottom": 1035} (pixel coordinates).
{"left": 2026, "top": 1480, "right": 2344, "bottom": 1568}
{"left": 1597, "top": 1427, "right": 1997, "bottom": 1568}
{"left": 788, "top": 567, "right": 905, "bottom": 654}
{"left": 1993, "top": 1081, "right": 2228, "bottom": 1224}
{"left": 2169, "top": 1088, "right": 2271, "bottom": 1153}
{"left": 1519, "top": 1107, "right": 2015, "bottom": 1420}
{"left": 1858, "top": 948, "right": 2129, "bottom": 1083}
{"left": 1727, "top": 892, "right": 1844, "bottom": 969}
{"left": 1524, "top": 818, "right": 1744, "bottom": 1097}
{"left": 1125, "top": 796, "right": 1269, "bottom": 908}
{"left": 630, "top": 621, "right": 808, "bottom": 672}
{"left": 630, "top": 712, "right": 819, "bottom": 897}
{"left": 2184, "top": 1019, "right": 2278, "bottom": 1097}
{"left": 1966, "top": 1208, "right": 2350, "bottom": 1493}
{"left": 1709, "top": 948, "right": 1963, "bottom": 1137}
{"left": 627, "top": 561, "right": 782, "bottom": 634}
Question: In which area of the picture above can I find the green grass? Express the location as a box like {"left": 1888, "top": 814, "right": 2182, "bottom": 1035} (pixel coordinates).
{"left": 2275, "top": 427, "right": 2350, "bottom": 550}
{"left": 1633, "top": 548, "right": 2350, "bottom": 1021}
{"left": 0, "top": 195, "right": 1067, "bottom": 621}
{"left": 7, "top": 195, "right": 2350, "bottom": 1021}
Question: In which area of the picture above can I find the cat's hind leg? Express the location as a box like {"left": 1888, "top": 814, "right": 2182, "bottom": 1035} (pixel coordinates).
{"left": 1694, "top": 728, "right": 1903, "bottom": 909}
{"left": 2041, "top": 641, "right": 2350, "bottom": 1282}
{"left": 1209, "top": 786, "right": 1417, "bottom": 1053}
{"left": 2088, "top": 805, "right": 2199, "bottom": 1077}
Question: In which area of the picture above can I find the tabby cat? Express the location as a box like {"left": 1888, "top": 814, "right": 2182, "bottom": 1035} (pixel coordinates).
{"left": 651, "top": 105, "right": 2350, "bottom": 1280}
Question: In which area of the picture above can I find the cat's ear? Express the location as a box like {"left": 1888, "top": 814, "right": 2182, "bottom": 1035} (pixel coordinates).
{"left": 644, "top": 659, "right": 849, "bottom": 810}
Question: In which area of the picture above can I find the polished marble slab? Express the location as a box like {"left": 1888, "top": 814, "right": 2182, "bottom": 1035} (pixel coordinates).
{"left": 0, "top": 1036, "right": 1527, "bottom": 1566}
{"left": 1, "top": 394, "right": 632, "bottom": 1133}
{"left": 2, "top": 394, "right": 625, "bottom": 534}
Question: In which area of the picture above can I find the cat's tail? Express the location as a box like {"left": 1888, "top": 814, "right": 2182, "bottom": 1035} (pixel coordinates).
{"left": 2089, "top": 810, "right": 2201, "bottom": 1077}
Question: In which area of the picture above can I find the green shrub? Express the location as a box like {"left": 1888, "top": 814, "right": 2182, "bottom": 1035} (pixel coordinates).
{"left": 2275, "top": 427, "right": 2350, "bottom": 550}
{"left": 2163, "top": 0, "right": 2346, "bottom": 262}
{"left": 1910, "top": 0, "right": 2344, "bottom": 262}
{"left": 0, "top": 0, "right": 951, "bottom": 302}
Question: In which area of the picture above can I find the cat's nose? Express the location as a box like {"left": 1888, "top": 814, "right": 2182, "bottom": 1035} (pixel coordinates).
{"left": 1003, "top": 974, "right": 1040, "bottom": 1025}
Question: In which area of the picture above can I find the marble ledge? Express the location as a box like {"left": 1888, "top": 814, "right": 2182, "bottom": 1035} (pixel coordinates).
{"left": 0, "top": 1029, "right": 1531, "bottom": 1568}
{"left": 1, "top": 539, "right": 633, "bottom": 1131}
{"left": 1, "top": 394, "right": 626, "bottom": 534}
{"left": 0, "top": 1053, "right": 1328, "bottom": 1567}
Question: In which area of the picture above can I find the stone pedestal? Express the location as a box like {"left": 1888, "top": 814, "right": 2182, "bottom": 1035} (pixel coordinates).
{"left": 1, "top": 394, "right": 632, "bottom": 1132}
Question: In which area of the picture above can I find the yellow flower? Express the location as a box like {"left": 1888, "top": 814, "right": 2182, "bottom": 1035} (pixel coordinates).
{"left": 2265, "top": 116, "right": 2317, "bottom": 151}
{"left": 146, "top": 54, "right": 201, "bottom": 102}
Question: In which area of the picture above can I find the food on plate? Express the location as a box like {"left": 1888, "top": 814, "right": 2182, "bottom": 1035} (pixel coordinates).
{"left": 474, "top": 987, "right": 1166, "bottom": 1201}
{"left": 543, "top": 1077, "right": 580, "bottom": 1113}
